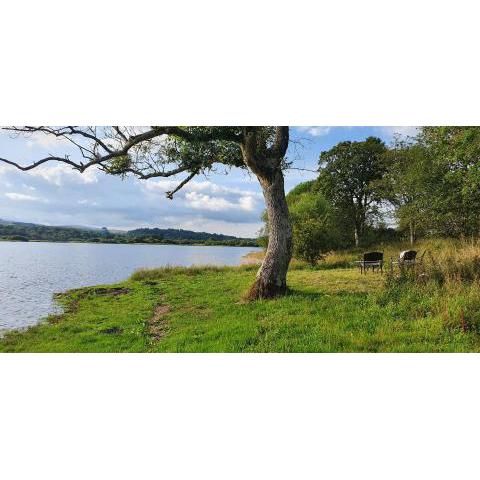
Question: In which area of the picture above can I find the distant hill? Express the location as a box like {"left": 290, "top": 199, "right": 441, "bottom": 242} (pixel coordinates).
{"left": 0, "top": 220, "right": 258, "bottom": 247}
{"left": 128, "top": 227, "right": 237, "bottom": 242}
{"left": 0, "top": 218, "right": 38, "bottom": 227}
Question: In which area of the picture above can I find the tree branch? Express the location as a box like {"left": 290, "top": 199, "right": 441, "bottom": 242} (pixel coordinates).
{"left": 269, "top": 126, "right": 289, "bottom": 158}
{"left": 166, "top": 169, "right": 200, "bottom": 199}
{"left": 0, "top": 126, "right": 252, "bottom": 182}
{"left": 0, "top": 155, "right": 84, "bottom": 171}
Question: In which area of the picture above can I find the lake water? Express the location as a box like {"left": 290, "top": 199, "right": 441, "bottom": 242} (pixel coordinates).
{"left": 0, "top": 242, "right": 260, "bottom": 332}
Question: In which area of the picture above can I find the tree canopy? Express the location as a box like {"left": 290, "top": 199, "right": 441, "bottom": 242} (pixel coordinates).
{"left": 318, "top": 136, "right": 387, "bottom": 246}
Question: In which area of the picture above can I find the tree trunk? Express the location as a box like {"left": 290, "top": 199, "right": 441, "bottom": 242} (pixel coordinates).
{"left": 409, "top": 220, "right": 415, "bottom": 245}
{"left": 354, "top": 224, "right": 359, "bottom": 247}
{"left": 246, "top": 168, "right": 292, "bottom": 300}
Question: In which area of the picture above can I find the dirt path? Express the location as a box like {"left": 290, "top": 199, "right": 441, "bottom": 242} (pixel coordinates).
{"left": 147, "top": 303, "right": 171, "bottom": 341}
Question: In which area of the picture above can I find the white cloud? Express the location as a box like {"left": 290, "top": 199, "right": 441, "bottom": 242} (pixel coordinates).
{"left": 5, "top": 192, "right": 46, "bottom": 202}
{"left": 24, "top": 132, "right": 73, "bottom": 150}
{"left": 185, "top": 191, "right": 257, "bottom": 212}
{"left": 78, "top": 199, "right": 99, "bottom": 206}
{"left": 380, "top": 126, "right": 418, "bottom": 138}
{"left": 144, "top": 178, "right": 261, "bottom": 213}
{"left": 296, "top": 126, "right": 331, "bottom": 137}
{"left": 142, "top": 179, "right": 177, "bottom": 193}
{"left": 28, "top": 164, "right": 98, "bottom": 186}
{"left": 238, "top": 196, "right": 256, "bottom": 211}
{"left": 185, "top": 192, "right": 234, "bottom": 211}
{"left": 143, "top": 179, "right": 262, "bottom": 199}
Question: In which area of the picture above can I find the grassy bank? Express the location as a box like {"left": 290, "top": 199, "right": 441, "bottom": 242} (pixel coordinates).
{"left": 2, "top": 246, "right": 480, "bottom": 351}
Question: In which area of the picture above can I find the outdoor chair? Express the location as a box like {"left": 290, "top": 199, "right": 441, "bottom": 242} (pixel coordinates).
{"left": 399, "top": 250, "right": 417, "bottom": 266}
{"left": 389, "top": 250, "right": 427, "bottom": 273}
{"left": 356, "top": 251, "right": 384, "bottom": 274}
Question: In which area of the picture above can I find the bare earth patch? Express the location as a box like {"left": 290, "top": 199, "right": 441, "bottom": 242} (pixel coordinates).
{"left": 147, "top": 304, "right": 171, "bottom": 340}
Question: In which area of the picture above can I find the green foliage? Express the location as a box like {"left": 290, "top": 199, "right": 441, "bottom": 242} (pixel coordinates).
{"left": 318, "top": 136, "right": 388, "bottom": 245}
{"left": 380, "top": 140, "right": 432, "bottom": 242}
{"left": 105, "top": 154, "right": 132, "bottom": 175}
{"left": 100, "top": 127, "right": 251, "bottom": 178}
{"left": 415, "top": 126, "right": 480, "bottom": 238}
{"left": 287, "top": 181, "right": 340, "bottom": 265}
{"left": 261, "top": 180, "right": 342, "bottom": 263}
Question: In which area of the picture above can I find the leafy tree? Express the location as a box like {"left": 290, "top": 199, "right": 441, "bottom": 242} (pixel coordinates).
{"left": 262, "top": 180, "right": 340, "bottom": 265}
{"left": 417, "top": 127, "right": 480, "bottom": 238}
{"left": 0, "top": 126, "right": 291, "bottom": 299}
{"left": 318, "top": 137, "right": 387, "bottom": 246}
{"left": 381, "top": 139, "right": 431, "bottom": 244}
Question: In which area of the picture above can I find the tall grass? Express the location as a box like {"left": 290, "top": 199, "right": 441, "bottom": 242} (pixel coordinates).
{"left": 380, "top": 239, "right": 480, "bottom": 334}
{"left": 381, "top": 239, "right": 480, "bottom": 285}
{"left": 131, "top": 263, "right": 257, "bottom": 281}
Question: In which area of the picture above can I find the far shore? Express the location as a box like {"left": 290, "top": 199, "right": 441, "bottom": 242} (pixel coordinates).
{"left": 0, "top": 238, "right": 260, "bottom": 248}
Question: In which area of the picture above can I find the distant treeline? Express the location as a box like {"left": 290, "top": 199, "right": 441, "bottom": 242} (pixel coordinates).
{"left": 0, "top": 223, "right": 258, "bottom": 247}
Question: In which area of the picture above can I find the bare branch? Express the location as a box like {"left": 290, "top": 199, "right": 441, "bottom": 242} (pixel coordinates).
{"left": 0, "top": 155, "right": 84, "bottom": 171}
{"left": 3, "top": 126, "right": 114, "bottom": 154}
{"left": 166, "top": 169, "right": 200, "bottom": 199}
{"left": 113, "top": 126, "right": 128, "bottom": 142}
{"left": 122, "top": 164, "right": 192, "bottom": 180}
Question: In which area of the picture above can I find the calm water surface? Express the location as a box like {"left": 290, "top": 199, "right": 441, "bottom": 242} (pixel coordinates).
{"left": 0, "top": 242, "right": 260, "bottom": 332}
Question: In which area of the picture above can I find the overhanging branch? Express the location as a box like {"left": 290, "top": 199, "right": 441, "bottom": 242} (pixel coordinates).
{"left": 166, "top": 169, "right": 200, "bottom": 199}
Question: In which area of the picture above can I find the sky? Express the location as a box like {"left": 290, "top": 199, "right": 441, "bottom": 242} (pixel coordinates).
{"left": 0, "top": 127, "right": 417, "bottom": 237}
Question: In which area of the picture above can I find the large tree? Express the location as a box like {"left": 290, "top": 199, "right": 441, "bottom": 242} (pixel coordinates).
{"left": 0, "top": 126, "right": 292, "bottom": 299}
{"left": 418, "top": 126, "right": 480, "bottom": 238}
{"left": 381, "top": 139, "right": 431, "bottom": 245}
{"left": 318, "top": 136, "right": 387, "bottom": 246}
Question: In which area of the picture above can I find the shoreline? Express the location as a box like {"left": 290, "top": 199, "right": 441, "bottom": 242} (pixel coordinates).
{"left": 1, "top": 262, "right": 478, "bottom": 352}
{"left": 0, "top": 238, "right": 260, "bottom": 248}
{"left": 0, "top": 248, "right": 262, "bottom": 337}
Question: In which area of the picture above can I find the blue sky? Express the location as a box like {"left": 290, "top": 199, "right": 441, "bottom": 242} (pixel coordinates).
{"left": 0, "top": 127, "right": 416, "bottom": 237}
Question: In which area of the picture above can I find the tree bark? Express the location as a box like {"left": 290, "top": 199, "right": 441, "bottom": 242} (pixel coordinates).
{"left": 409, "top": 220, "right": 415, "bottom": 245}
{"left": 240, "top": 126, "right": 291, "bottom": 300}
{"left": 246, "top": 168, "right": 293, "bottom": 300}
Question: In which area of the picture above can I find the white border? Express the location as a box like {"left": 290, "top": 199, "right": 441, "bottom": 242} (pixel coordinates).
{"left": 1, "top": 354, "right": 480, "bottom": 480}
{"left": 1, "top": 0, "right": 479, "bottom": 125}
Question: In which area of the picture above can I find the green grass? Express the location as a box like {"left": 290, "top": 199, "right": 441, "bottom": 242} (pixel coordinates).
{"left": 2, "top": 262, "right": 480, "bottom": 352}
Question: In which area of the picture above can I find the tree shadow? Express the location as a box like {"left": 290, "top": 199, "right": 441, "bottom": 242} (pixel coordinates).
{"left": 285, "top": 287, "right": 370, "bottom": 301}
